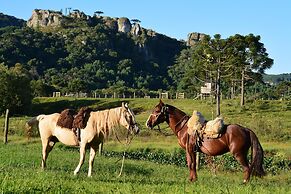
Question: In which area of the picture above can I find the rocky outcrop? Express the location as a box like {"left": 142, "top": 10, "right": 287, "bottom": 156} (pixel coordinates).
{"left": 131, "top": 23, "right": 142, "bottom": 36}
{"left": 187, "top": 32, "right": 206, "bottom": 46}
{"left": 117, "top": 17, "right": 131, "bottom": 33}
{"left": 69, "top": 10, "right": 88, "bottom": 19}
{"left": 27, "top": 9, "right": 145, "bottom": 37}
{"left": 27, "top": 9, "right": 63, "bottom": 28}
{"left": 102, "top": 16, "right": 118, "bottom": 31}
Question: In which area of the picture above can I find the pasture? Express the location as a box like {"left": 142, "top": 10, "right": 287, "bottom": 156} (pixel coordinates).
{"left": 0, "top": 98, "right": 290, "bottom": 193}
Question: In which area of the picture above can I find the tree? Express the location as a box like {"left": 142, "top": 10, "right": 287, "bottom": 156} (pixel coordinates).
{"left": 229, "top": 34, "right": 273, "bottom": 106}
{"left": 0, "top": 63, "right": 32, "bottom": 115}
{"left": 131, "top": 19, "right": 141, "bottom": 25}
{"left": 94, "top": 11, "right": 104, "bottom": 17}
{"left": 190, "top": 34, "right": 233, "bottom": 116}
{"left": 275, "top": 81, "right": 291, "bottom": 100}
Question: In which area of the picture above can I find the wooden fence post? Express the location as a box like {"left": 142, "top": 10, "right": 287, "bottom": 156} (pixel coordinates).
{"left": 4, "top": 109, "right": 9, "bottom": 144}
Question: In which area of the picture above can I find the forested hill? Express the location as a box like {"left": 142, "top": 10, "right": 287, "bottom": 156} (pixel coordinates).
{"left": 263, "top": 73, "right": 291, "bottom": 85}
{"left": 0, "top": 13, "right": 25, "bottom": 27}
{"left": 1, "top": 10, "right": 288, "bottom": 101}
{"left": 0, "top": 10, "right": 185, "bottom": 96}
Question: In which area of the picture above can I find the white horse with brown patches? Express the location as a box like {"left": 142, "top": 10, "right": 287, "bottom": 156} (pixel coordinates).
{"left": 26, "top": 103, "right": 139, "bottom": 177}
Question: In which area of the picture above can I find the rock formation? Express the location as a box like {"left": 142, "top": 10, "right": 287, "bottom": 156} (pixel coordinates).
{"left": 102, "top": 16, "right": 118, "bottom": 31}
{"left": 117, "top": 17, "right": 131, "bottom": 33}
{"left": 27, "top": 9, "right": 148, "bottom": 37}
{"left": 27, "top": 9, "right": 64, "bottom": 28}
{"left": 131, "top": 23, "right": 142, "bottom": 36}
{"left": 187, "top": 32, "right": 206, "bottom": 46}
{"left": 69, "top": 9, "right": 87, "bottom": 19}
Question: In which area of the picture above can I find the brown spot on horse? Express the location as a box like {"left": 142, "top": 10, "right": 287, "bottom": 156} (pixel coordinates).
{"left": 56, "top": 109, "right": 76, "bottom": 129}
{"left": 72, "top": 107, "right": 92, "bottom": 129}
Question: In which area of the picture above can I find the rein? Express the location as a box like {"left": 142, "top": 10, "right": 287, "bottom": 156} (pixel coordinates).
{"left": 115, "top": 131, "right": 135, "bottom": 177}
{"left": 174, "top": 115, "right": 189, "bottom": 135}
{"left": 115, "top": 107, "right": 137, "bottom": 177}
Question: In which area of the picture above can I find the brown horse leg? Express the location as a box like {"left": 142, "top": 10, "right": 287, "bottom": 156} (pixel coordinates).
{"left": 186, "top": 136, "right": 197, "bottom": 182}
{"left": 74, "top": 142, "right": 86, "bottom": 175}
{"left": 186, "top": 151, "right": 197, "bottom": 182}
{"left": 88, "top": 144, "right": 98, "bottom": 177}
{"left": 41, "top": 138, "right": 56, "bottom": 169}
{"left": 234, "top": 152, "right": 250, "bottom": 183}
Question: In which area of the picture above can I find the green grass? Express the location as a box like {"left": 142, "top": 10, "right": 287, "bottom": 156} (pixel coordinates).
{"left": 0, "top": 141, "right": 290, "bottom": 194}
{"left": 0, "top": 98, "right": 290, "bottom": 193}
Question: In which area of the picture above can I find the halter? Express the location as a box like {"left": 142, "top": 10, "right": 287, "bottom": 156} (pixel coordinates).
{"left": 115, "top": 106, "right": 138, "bottom": 145}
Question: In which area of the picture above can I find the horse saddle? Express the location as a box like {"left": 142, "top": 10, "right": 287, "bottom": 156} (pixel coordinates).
{"left": 187, "top": 110, "right": 224, "bottom": 139}
{"left": 56, "top": 107, "right": 92, "bottom": 130}
{"left": 203, "top": 117, "right": 224, "bottom": 139}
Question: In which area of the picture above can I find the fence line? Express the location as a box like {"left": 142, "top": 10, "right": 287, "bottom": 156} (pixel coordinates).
{"left": 52, "top": 91, "right": 187, "bottom": 99}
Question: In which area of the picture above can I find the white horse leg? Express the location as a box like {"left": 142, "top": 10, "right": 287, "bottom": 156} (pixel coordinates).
{"left": 74, "top": 142, "right": 86, "bottom": 175}
{"left": 98, "top": 142, "right": 103, "bottom": 156}
{"left": 41, "top": 138, "right": 56, "bottom": 169}
{"left": 88, "top": 145, "right": 98, "bottom": 177}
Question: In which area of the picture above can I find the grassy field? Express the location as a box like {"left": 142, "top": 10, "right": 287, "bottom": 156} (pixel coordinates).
{"left": 0, "top": 97, "right": 290, "bottom": 193}
{"left": 0, "top": 140, "right": 290, "bottom": 193}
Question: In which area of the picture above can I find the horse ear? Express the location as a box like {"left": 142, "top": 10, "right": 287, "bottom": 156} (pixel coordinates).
{"left": 159, "top": 99, "right": 164, "bottom": 106}
{"left": 121, "top": 102, "right": 125, "bottom": 108}
{"left": 125, "top": 103, "right": 129, "bottom": 108}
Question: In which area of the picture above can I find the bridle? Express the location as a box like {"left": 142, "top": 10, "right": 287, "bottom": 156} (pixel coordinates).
{"left": 151, "top": 104, "right": 189, "bottom": 135}
{"left": 115, "top": 107, "right": 138, "bottom": 145}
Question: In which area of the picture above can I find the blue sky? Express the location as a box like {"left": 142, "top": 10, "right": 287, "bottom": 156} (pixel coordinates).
{"left": 1, "top": 0, "right": 290, "bottom": 74}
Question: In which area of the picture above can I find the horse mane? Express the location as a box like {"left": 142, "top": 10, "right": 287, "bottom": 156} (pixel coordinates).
{"left": 166, "top": 104, "right": 187, "bottom": 116}
{"left": 91, "top": 106, "right": 124, "bottom": 138}
{"left": 56, "top": 109, "right": 76, "bottom": 129}
{"left": 72, "top": 107, "right": 92, "bottom": 129}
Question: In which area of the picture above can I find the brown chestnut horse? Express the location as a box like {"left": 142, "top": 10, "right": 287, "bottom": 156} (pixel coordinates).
{"left": 146, "top": 100, "right": 265, "bottom": 183}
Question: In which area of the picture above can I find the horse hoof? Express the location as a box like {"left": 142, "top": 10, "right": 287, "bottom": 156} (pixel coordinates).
{"left": 189, "top": 177, "right": 197, "bottom": 182}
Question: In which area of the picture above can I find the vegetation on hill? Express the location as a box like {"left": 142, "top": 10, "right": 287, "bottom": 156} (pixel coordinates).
{"left": 0, "top": 14, "right": 184, "bottom": 95}
{"left": 0, "top": 11, "right": 290, "bottom": 115}
{"left": 263, "top": 73, "right": 291, "bottom": 84}
{"left": 0, "top": 13, "right": 25, "bottom": 28}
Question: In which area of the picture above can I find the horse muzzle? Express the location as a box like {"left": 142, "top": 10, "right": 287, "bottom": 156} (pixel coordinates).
{"left": 129, "top": 124, "right": 140, "bottom": 134}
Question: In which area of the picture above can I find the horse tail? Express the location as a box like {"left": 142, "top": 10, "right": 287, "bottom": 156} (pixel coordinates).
{"left": 249, "top": 129, "right": 265, "bottom": 177}
{"left": 25, "top": 115, "right": 45, "bottom": 138}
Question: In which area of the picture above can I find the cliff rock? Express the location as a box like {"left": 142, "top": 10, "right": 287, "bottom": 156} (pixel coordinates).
{"left": 27, "top": 9, "right": 63, "bottom": 28}
{"left": 69, "top": 10, "right": 88, "bottom": 19}
{"left": 117, "top": 17, "right": 131, "bottom": 33}
{"left": 187, "top": 32, "right": 206, "bottom": 46}
{"left": 131, "top": 23, "right": 142, "bottom": 36}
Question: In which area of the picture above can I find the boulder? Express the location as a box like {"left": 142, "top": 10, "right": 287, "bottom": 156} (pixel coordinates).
{"left": 27, "top": 9, "right": 63, "bottom": 28}
{"left": 117, "top": 17, "right": 131, "bottom": 33}
{"left": 187, "top": 32, "right": 206, "bottom": 46}
{"left": 131, "top": 23, "right": 142, "bottom": 36}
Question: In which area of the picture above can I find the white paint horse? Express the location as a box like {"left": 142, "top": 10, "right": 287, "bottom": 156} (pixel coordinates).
{"left": 26, "top": 103, "right": 139, "bottom": 177}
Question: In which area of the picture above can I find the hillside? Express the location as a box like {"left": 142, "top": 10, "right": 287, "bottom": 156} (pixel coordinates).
{"left": 263, "top": 73, "right": 291, "bottom": 85}
{"left": 0, "top": 10, "right": 288, "bottom": 100}
{"left": 0, "top": 13, "right": 25, "bottom": 27}
{"left": 0, "top": 10, "right": 186, "bottom": 95}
